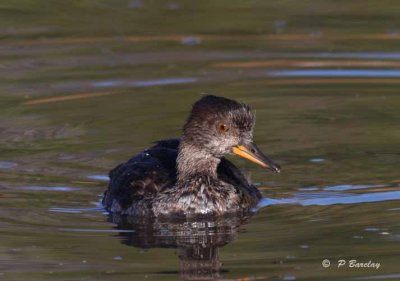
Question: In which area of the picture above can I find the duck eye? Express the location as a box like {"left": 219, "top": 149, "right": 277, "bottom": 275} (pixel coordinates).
{"left": 218, "top": 123, "right": 229, "bottom": 133}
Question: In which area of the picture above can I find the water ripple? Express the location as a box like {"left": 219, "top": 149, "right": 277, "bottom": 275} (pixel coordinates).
{"left": 298, "top": 52, "right": 400, "bottom": 60}
{"left": 350, "top": 273, "right": 400, "bottom": 280}
{"left": 259, "top": 190, "right": 400, "bottom": 208}
{"left": 92, "top": 77, "right": 197, "bottom": 89}
{"left": 59, "top": 228, "right": 134, "bottom": 233}
{"left": 269, "top": 69, "right": 400, "bottom": 78}
{"left": 17, "top": 186, "right": 79, "bottom": 192}
{"left": 87, "top": 174, "right": 110, "bottom": 181}
{"left": 0, "top": 161, "right": 18, "bottom": 169}
{"left": 49, "top": 207, "right": 104, "bottom": 214}
{"left": 324, "top": 184, "right": 388, "bottom": 191}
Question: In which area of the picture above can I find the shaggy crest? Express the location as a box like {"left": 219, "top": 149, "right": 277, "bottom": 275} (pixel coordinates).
{"left": 185, "top": 95, "right": 254, "bottom": 132}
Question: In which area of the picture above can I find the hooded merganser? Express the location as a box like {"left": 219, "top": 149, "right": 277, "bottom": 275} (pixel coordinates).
{"left": 102, "top": 95, "right": 280, "bottom": 218}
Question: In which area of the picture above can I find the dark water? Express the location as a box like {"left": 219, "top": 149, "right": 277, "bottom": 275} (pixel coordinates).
{"left": 1, "top": 1, "right": 400, "bottom": 280}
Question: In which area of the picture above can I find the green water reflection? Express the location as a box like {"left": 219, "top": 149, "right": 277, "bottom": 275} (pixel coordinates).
{"left": 1, "top": 1, "right": 399, "bottom": 280}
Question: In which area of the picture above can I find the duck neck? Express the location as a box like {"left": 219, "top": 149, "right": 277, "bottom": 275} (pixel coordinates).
{"left": 177, "top": 141, "right": 220, "bottom": 184}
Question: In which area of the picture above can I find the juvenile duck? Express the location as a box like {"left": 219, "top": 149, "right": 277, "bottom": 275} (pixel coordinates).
{"left": 103, "top": 95, "right": 280, "bottom": 218}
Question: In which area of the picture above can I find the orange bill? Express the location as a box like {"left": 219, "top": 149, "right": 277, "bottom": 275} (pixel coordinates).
{"left": 232, "top": 143, "right": 281, "bottom": 173}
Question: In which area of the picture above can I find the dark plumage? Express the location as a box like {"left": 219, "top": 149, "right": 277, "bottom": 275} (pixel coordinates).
{"left": 102, "top": 95, "right": 280, "bottom": 218}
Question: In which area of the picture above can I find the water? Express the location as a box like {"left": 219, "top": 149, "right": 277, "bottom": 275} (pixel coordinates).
{"left": 1, "top": 1, "right": 400, "bottom": 280}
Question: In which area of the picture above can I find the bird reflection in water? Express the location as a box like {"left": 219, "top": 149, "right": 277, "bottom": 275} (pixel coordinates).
{"left": 108, "top": 213, "right": 251, "bottom": 280}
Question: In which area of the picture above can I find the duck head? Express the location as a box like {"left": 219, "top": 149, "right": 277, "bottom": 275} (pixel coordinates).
{"left": 180, "top": 95, "right": 280, "bottom": 173}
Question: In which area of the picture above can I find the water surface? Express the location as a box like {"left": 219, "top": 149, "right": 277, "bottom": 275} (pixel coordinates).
{"left": 0, "top": 1, "right": 399, "bottom": 280}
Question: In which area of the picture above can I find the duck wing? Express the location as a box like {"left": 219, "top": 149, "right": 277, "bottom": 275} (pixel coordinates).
{"left": 102, "top": 139, "right": 179, "bottom": 210}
